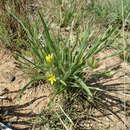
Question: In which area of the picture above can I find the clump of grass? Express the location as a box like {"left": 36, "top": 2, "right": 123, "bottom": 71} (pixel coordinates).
{"left": 10, "top": 11, "right": 118, "bottom": 102}
{"left": 0, "top": 0, "right": 33, "bottom": 50}
{"left": 0, "top": 21, "right": 11, "bottom": 46}
{"left": 6, "top": 4, "right": 130, "bottom": 129}
{"left": 88, "top": 0, "right": 130, "bottom": 27}
{"left": 27, "top": 104, "right": 74, "bottom": 129}
{"left": 41, "top": 0, "right": 90, "bottom": 33}
{"left": 109, "top": 30, "right": 130, "bottom": 62}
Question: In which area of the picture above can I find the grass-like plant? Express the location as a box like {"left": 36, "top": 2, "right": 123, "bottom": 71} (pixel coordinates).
{"left": 88, "top": 0, "right": 130, "bottom": 27}
{"left": 10, "top": 11, "right": 118, "bottom": 100}
{"left": 6, "top": 7, "right": 130, "bottom": 129}
{"left": 29, "top": 105, "right": 74, "bottom": 129}
{"left": 0, "top": 0, "right": 31, "bottom": 50}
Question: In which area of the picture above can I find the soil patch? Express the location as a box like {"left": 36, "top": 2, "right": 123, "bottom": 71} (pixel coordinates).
{"left": 0, "top": 46, "right": 50, "bottom": 129}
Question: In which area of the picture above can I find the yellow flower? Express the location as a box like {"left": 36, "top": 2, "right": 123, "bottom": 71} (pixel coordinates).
{"left": 45, "top": 54, "right": 53, "bottom": 64}
{"left": 48, "top": 74, "right": 56, "bottom": 85}
{"left": 46, "top": 72, "right": 56, "bottom": 85}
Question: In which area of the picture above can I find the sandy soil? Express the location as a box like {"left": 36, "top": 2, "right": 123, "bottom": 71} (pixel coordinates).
{"left": 0, "top": 46, "right": 50, "bottom": 129}
{"left": 85, "top": 50, "right": 130, "bottom": 130}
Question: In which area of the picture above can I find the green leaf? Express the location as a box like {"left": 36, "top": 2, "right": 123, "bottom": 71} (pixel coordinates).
{"left": 75, "top": 76, "right": 92, "bottom": 97}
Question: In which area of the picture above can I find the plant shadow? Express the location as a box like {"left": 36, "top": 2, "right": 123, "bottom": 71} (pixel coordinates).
{"left": 1, "top": 66, "right": 130, "bottom": 129}
{"left": 0, "top": 83, "right": 48, "bottom": 130}
{"left": 63, "top": 67, "right": 130, "bottom": 129}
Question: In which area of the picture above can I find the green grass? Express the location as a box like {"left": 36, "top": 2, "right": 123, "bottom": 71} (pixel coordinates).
{"left": 8, "top": 10, "right": 126, "bottom": 128}
{"left": 0, "top": 0, "right": 31, "bottom": 50}
{"left": 10, "top": 11, "right": 119, "bottom": 99}
{"left": 88, "top": 0, "right": 130, "bottom": 27}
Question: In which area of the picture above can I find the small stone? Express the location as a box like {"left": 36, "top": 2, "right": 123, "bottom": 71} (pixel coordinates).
{"left": 0, "top": 96, "right": 7, "bottom": 99}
